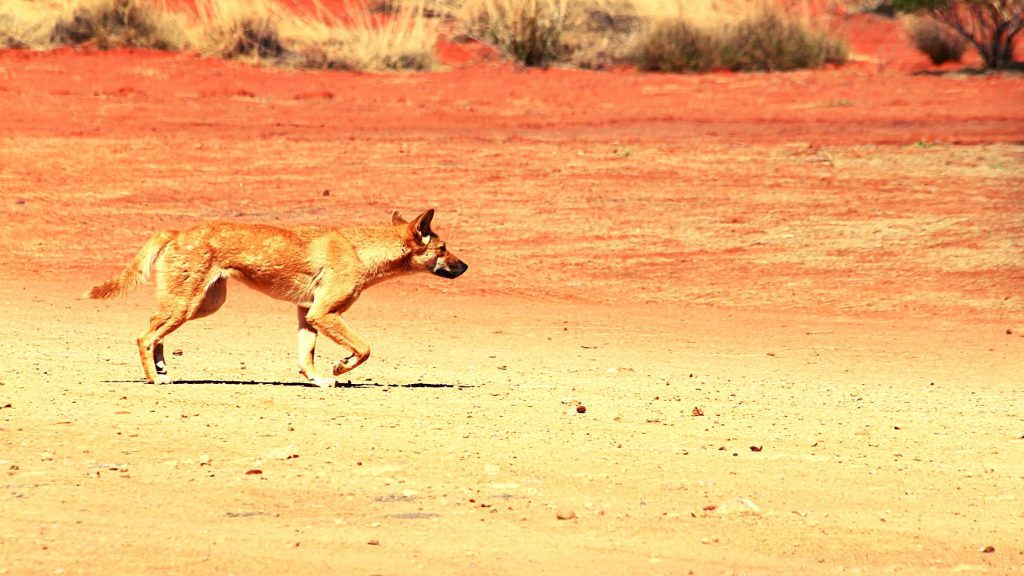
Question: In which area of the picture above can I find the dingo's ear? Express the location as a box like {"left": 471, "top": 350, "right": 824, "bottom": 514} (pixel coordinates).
{"left": 409, "top": 209, "right": 435, "bottom": 245}
{"left": 391, "top": 210, "right": 407, "bottom": 226}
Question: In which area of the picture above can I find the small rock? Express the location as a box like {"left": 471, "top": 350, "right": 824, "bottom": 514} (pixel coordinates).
{"left": 266, "top": 446, "right": 299, "bottom": 460}
{"left": 691, "top": 407, "right": 704, "bottom": 417}
{"left": 980, "top": 545, "right": 995, "bottom": 553}
{"left": 367, "top": 539, "right": 380, "bottom": 546}
{"left": 715, "top": 498, "right": 762, "bottom": 516}
{"left": 556, "top": 510, "right": 577, "bottom": 520}
{"left": 576, "top": 405, "right": 587, "bottom": 414}
{"left": 198, "top": 454, "right": 211, "bottom": 466}
{"left": 172, "top": 349, "right": 183, "bottom": 356}
{"left": 749, "top": 445, "right": 763, "bottom": 452}
{"left": 245, "top": 469, "right": 263, "bottom": 475}
{"left": 40, "top": 452, "right": 54, "bottom": 461}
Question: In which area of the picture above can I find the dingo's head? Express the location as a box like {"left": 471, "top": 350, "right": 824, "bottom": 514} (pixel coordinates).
{"left": 393, "top": 209, "right": 468, "bottom": 279}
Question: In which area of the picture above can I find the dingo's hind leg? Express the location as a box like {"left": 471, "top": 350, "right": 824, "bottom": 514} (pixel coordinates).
{"left": 139, "top": 273, "right": 228, "bottom": 384}
{"left": 296, "top": 306, "right": 335, "bottom": 387}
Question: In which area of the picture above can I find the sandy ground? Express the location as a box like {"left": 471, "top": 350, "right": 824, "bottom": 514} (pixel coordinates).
{"left": 1, "top": 13, "right": 1024, "bottom": 575}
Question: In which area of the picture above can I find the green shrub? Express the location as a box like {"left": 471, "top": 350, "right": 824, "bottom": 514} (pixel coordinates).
{"left": 50, "top": 0, "right": 183, "bottom": 50}
{"left": 906, "top": 16, "right": 966, "bottom": 64}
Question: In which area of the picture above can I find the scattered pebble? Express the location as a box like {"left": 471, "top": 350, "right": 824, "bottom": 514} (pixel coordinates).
{"left": 367, "top": 539, "right": 380, "bottom": 546}
{"left": 198, "top": 454, "right": 211, "bottom": 466}
{"left": 556, "top": 510, "right": 577, "bottom": 520}
{"left": 266, "top": 446, "right": 299, "bottom": 460}
{"left": 714, "top": 498, "right": 762, "bottom": 516}
{"left": 980, "top": 545, "right": 995, "bottom": 553}
{"left": 245, "top": 469, "right": 263, "bottom": 475}
{"left": 576, "top": 405, "right": 587, "bottom": 414}
{"left": 692, "top": 407, "right": 704, "bottom": 417}
{"left": 749, "top": 445, "right": 763, "bottom": 452}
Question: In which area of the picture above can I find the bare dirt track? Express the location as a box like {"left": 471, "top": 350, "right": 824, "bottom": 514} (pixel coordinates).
{"left": 1, "top": 16, "right": 1024, "bottom": 575}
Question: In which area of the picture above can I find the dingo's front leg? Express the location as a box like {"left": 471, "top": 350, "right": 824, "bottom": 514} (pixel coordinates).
{"left": 305, "top": 309, "right": 370, "bottom": 379}
{"left": 296, "top": 306, "right": 336, "bottom": 387}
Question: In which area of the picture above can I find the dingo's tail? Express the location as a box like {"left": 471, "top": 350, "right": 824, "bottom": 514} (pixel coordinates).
{"left": 87, "top": 230, "right": 178, "bottom": 299}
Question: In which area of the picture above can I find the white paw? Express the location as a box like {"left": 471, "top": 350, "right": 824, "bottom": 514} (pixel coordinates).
{"left": 300, "top": 368, "right": 336, "bottom": 388}
{"left": 152, "top": 374, "right": 173, "bottom": 385}
{"left": 309, "top": 375, "right": 337, "bottom": 388}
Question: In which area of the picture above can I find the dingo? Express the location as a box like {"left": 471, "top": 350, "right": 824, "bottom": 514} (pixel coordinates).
{"left": 88, "top": 209, "right": 468, "bottom": 386}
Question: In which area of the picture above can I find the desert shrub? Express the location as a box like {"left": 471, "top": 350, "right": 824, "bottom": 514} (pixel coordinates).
{"left": 892, "top": 0, "right": 1023, "bottom": 69}
{"left": 50, "top": 0, "right": 184, "bottom": 50}
{"left": 633, "top": 18, "right": 721, "bottom": 71}
{"left": 719, "top": 8, "right": 847, "bottom": 71}
{"left": 632, "top": 7, "right": 846, "bottom": 73}
{"left": 906, "top": 15, "right": 966, "bottom": 64}
{"left": 461, "top": 0, "right": 570, "bottom": 66}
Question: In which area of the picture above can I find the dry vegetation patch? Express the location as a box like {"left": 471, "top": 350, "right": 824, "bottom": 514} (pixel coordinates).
{"left": 633, "top": 2, "right": 846, "bottom": 72}
{"left": 50, "top": 0, "right": 186, "bottom": 50}
{"left": 0, "top": 0, "right": 436, "bottom": 70}
{"left": 2, "top": 0, "right": 851, "bottom": 72}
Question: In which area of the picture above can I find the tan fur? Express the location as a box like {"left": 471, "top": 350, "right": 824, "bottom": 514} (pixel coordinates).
{"left": 88, "top": 209, "right": 467, "bottom": 386}
{"left": 87, "top": 230, "right": 179, "bottom": 299}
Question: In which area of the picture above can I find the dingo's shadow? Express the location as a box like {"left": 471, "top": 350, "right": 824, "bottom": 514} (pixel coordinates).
{"left": 102, "top": 380, "right": 467, "bottom": 389}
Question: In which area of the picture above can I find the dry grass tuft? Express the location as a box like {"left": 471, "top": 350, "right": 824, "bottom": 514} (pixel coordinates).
{"left": 459, "top": 0, "right": 571, "bottom": 66}
{"left": 0, "top": 0, "right": 61, "bottom": 49}
{"left": 287, "top": 2, "right": 438, "bottom": 71}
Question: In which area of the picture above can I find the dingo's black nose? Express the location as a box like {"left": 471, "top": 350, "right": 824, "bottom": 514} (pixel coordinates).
{"left": 435, "top": 260, "right": 467, "bottom": 279}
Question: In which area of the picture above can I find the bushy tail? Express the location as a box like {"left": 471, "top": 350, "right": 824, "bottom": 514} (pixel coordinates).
{"left": 87, "top": 230, "right": 178, "bottom": 299}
